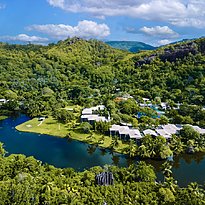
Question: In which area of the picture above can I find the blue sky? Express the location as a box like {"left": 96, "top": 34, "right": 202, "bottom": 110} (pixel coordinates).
{"left": 0, "top": 0, "right": 205, "bottom": 45}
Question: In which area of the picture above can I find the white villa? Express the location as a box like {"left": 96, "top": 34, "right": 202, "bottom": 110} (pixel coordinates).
{"left": 189, "top": 125, "right": 205, "bottom": 135}
{"left": 143, "top": 129, "right": 158, "bottom": 137}
{"left": 109, "top": 124, "right": 142, "bottom": 141}
{"left": 81, "top": 105, "right": 110, "bottom": 125}
{"left": 82, "top": 105, "right": 105, "bottom": 115}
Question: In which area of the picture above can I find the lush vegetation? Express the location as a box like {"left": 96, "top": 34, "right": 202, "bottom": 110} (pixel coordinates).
{"left": 1, "top": 37, "right": 205, "bottom": 159}
{"left": 0, "top": 143, "right": 204, "bottom": 205}
{"left": 1, "top": 37, "right": 205, "bottom": 203}
{"left": 1, "top": 37, "right": 205, "bottom": 119}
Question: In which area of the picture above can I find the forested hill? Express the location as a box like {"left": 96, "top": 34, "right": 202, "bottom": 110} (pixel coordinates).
{"left": 1, "top": 37, "right": 205, "bottom": 116}
{"left": 106, "top": 41, "right": 156, "bottom": 52}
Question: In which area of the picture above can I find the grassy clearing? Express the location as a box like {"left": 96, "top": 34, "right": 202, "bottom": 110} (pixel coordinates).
{"left": 16, "top": 117, "right": 69, "bottom": 137}
{"left": 16, "top": 117, "right": 129, "bottom": 154}
{"left": 0, "top": 116, "right": 8, "bottom": 121}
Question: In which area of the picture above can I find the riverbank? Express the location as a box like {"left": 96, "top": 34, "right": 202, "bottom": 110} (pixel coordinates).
{"left": 15, "top": 116, "right": 129, "bottom": 154}
{"left": 0, "top": 116, "right": 8, "bottom": 121}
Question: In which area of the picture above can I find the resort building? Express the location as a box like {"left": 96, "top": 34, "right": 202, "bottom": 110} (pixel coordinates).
{"left": 81, "top": 115, "right": 109, "bottom": 125}
{"left": 143, "top": 129, "right": 158, "bottom": 137}
{"left": 81, "top": 105, "right": 110, "bottom": 125}
{"left": 82, "top": 105, "right": 105, "bottom": 115}
{"left": 189, "top": 125, "right": 205, "bottom": 135}
{"left": 109, "top": 124, "right": 142, "bottom": 141}
{"left": 143, "top": 124, "right": 182, "bottom": 139}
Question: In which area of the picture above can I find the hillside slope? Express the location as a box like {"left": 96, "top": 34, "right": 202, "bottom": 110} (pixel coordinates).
{"left": 0, "top": 37, "right": 205, "bottom": 116}
{"left": 106, "top": 41, "right": 156, "bottom": 52}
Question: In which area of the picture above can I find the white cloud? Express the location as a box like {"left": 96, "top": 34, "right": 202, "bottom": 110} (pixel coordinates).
{"left": 47, "top": 0, "right": 205, "bottom": 28}
{"left": 27, "top": 20, "right": 110, "bottom": 39}
{"left": 157, "top": 39, "right": 172, "bottom": 46}
{"left": 139, "top": 26, "right": 179, "bottom": 38}
{"left": 0, "top": 34, "right": 49, "bottom": 43}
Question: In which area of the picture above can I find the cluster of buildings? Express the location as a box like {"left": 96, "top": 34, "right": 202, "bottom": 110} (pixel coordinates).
{"left": 109, "top": 123, "right": 181, "bottom": 141}
{"left": 80, "top": 104, "right": 205, "bottom": 142}
{"left": 81, "top": 105, "right": 110, "bottom": 125}
{"left": 143, "top": 124, "right": 182, "bottom": 139}
{"left": 109, "top": 123, "right": 205, "bottom": 141}
{"left": 138, "top": 97, "right": 181, "bottom": 111}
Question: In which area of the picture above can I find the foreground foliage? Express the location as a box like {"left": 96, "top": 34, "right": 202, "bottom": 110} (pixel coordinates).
{"left": 0, "top": 144, "right": 204, "bottom": 204}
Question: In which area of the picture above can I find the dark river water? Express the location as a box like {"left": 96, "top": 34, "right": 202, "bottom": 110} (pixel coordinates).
{"left": 0, "top": 114, "right": 205, "bottom": 186}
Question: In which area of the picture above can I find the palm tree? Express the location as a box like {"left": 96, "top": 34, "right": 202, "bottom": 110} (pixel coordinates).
{"left": 110, "top": 136, "right": 119, "bottom": 150}
{"left": 170, "top": 135, "right": 184, "bottom": 154}
{"left": 137, "top": 144, "right": 150, "bottom": 158}
{"left": 187, "top": 182, "right": 203, "bottom": 198}
{"left": 126, "top": 140, "right": 137, "bottom": 158}
{"left": 86, "top": 131, "right": 94, "bottom": 142}
{"left": 0, "top": 143, "right": 6, "bottom": 157}
{"left": 161, "top": 161, "right": 173, "bottom": 178}
{"left": 163, "top": 176, "right": 178, "bottom": 193}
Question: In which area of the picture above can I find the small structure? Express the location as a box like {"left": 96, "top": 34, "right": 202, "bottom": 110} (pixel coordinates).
{"left": 161, "top": 102, "right": 167, "bottom": 110}
{"left": 129, "top": 129, "right": 142, "bottom": 140}
{"left": 109, "top": 124, "right": 142, "bottom": 141}
{"left": 190, "top": 125, "right": 205, "bottom": 135}
{"left": 155, "top": 124, "right": 182, "bottom": 139}
{"left": 0, "top": 99, "right": 7, "bottom": 104}
{"left": 143, "top": 129, "right": 158, "bottom": 137}
{"left": 155, "top": 128, "right": 172, "bottom": 139}
{"left": 96, "top": 172, "right": 114, "bottom": 186}
{"left": 81, "top": 105, "right": 109, "bottom": 125}
{"left": 162, "top": 124, "right": 181, "bottom": 135}
{"left": 82, "top": 105, "right": 105, "bottom": 115}
{"left": 82, "top": 108, "right": 93, "bottom": 115}
{"left": 81, "top": 115, "right": 109, "bottom": 125}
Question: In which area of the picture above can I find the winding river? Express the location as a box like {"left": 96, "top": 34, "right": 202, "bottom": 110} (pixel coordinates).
{"left": 0, "top": 114, "right": 205, "bottom": 186}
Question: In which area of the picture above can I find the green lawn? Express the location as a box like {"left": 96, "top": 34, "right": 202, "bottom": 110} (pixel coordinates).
{"left": 16, "top": 117, "right": 129, "bottom": 154}
{"left": 0, "top": 116, "right": 8, "bottom": 121}
{"left": 16, "top": 117, "right": 69, "bottom": 137}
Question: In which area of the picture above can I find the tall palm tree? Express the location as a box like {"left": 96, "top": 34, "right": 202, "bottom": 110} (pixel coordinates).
{"left": 137, "top": 144, "right": 150, "bottom": 158}
{"left": 161, "top": 161, "right": 173, "bottom": 178}
{"left": 110, "top": 136, "right": 119, "bottom": 150}
{"left": 127, "top": 140, "right": 137, "bottom": 158}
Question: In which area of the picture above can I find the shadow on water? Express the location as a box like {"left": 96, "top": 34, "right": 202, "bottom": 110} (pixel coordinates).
{"left": 112, "top": 155, "right": 120, "bottom": 166}
{"left": 87, "top": 144, "right": 97, "bottom": 155}
{"left": 0, "top": 114, "right": 205, "bottom": 186}
{"left": 100, "top": 148, "right": 107, "bottom": 156}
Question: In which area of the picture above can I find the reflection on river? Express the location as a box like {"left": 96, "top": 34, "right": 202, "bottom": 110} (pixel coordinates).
{"left": 0, "top": 114, "right": 205, "bottom": 186}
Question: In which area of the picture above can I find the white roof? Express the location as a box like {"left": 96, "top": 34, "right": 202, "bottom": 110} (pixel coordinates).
{"left": 162, "top": 124, "right": 181, "bottom": 135}
{"left": 81, "top": 115, "right": 109, "bottom": 122}
{"left": 110, "top": 124, "right": 121, "bottom": 132}
{"left": 82, "top": 108, "right": 93, "bottom": 115}
{"left": 139, "top": 103, "right": 153, "bottom": 107}
{"left": 191, "top": 125, "right": 205, "bottom": 134}
{"left": 82, "top": 105, "right": 105, "bottom": 115}
{"left": 142, "top": 98, "right": 150, "bottom": 101}
{"left": 119, "top": 126, "right": 130, "bottom": 135}
{"left": 0, "top": 99, "right": 7, "bottom": 103}
{"left": 129, "top": 129, "right": 142, "bottom": 139}
{"left": 143, "top": 129, "right": 158, "bottom": 136}
{"left": 156, "top": 129, "right": 172, "bottom": 139}
{"left": 110, "top": 125, "right": 142, "bottom": 139}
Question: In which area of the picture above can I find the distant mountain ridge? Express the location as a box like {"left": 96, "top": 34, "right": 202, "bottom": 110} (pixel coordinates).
{"left": 106, "top": 41, "right": 156, "bottom": 53}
